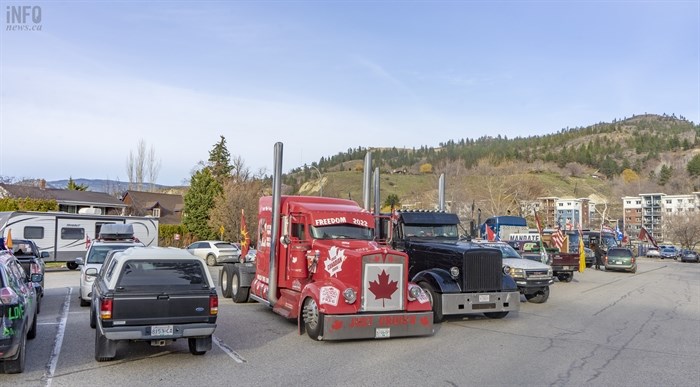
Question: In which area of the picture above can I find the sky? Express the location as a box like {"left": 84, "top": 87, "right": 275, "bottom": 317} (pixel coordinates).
{"left": 1, "top": 1, "right": 698, "bottom": 186}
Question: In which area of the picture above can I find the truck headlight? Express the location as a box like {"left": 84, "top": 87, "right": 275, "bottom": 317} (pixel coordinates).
{"left": 547, "top": 269, "right": 553, "bottom": 277}
{"left": 449, "top": 266, "right": 460, "bottom": 278}
{"left": 502, "top": 265, "right": 511, "bottom": 275}
{"left": 407, "top": 285, "right": 422, "bottom": 301}
{"left": 343, "top": 288, "right": 356, "bottom": 304}
{"left": 510, "top": 268, "right": 526, "bottom": 278}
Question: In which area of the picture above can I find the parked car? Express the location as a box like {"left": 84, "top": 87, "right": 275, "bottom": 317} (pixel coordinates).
{"left": 10, "top": 239, "right": 47, "bottom": 295}
{"left": 645, "top": 247, "right": 660, "bottom": 258}
{"left": 679, "top": 249, "right": 699, "bottom": 263}
{"left": 604, "top": 247, "right": 637, "bottom": 273}
{"left": 659, "top": 246, "right": 679, "bottom": 260}
{"left": 186, "top": 241, "right": 241, "bottom": 266}
{"left": 75, "top": 224, "right": 144, "bottom": 307}
{"left": 0, "top": 250, "right": 42, "bottom": 373}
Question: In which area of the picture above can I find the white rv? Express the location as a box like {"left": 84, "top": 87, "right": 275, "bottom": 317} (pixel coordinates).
{"left": 0, "top": 211, "right": 159, "bottom": 270}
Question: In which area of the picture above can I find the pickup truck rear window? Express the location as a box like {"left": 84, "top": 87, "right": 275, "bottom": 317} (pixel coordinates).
{"left": 116, "top": 260, "right": 207, "bottom": 289}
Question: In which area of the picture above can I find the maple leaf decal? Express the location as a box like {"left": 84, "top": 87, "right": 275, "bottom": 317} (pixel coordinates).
{"left": 368, "top": 269, "right": 398, "bottom": 307}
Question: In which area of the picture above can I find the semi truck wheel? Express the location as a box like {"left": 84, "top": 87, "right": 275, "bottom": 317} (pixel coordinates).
{"left": 418, "top": 282, "right": 443, "bottom": 323}
{"left": 525, "top": 287, "right": 550, "bottom": 304}
{"left": 303, "top": 297, "right": 324, "bottom": 341}
{"left": 231, "top": 267, "right": 250, "bottom": 303}
{"left": 220, "top": 266, "right": 232, "bottom": 298}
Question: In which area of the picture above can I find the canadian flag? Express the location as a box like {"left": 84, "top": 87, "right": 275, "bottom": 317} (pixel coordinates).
{"left": 85, "top": 234, "right": 91, "bottom": 249}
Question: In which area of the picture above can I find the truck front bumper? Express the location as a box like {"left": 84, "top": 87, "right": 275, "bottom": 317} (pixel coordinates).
{"left": 441, "top": 291, "right": 520, "bottom": 315}
{"left": 322, "top": 312, "right": 434, "bottom": 340}
{"left": 102, "top": 323, "right": 216, "bottom": 341}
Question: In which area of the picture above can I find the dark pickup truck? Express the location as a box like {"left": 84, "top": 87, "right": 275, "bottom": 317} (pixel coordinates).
{"left": 90, "top": 247, "right": 218, "bottom": 361}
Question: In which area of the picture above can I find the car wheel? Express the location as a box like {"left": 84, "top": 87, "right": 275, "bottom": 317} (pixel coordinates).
{"left": 95, "top": 328, "right": 117, "bottom": 362}
{"left": 220, "top": 265, "right": 232, "bottom": 298}
{"left": 418, "top": 281, "right": 443, "bottom": 323}
{"left": 557, "top": 273, "right": 573, "bottom": 282}
{"left": 188, "top": 336, "right": 211, "bottom": 355}
{"left": 27, "top": 309, "right": 37, "bottom": 340}
{"left": 206, "top": 254, "right": 216, "bottom": 267}
{"left": 525, "top": 287, "right": 549, "bottom": 303}
{"left": 66, "top": 261, "right": 79, "bottom": 270}
{"left": 80, "top": 296, "right": 90, "bottom": 307}
{"left": 90, "top": 305, "right": 96, "bottom": 329}
{"left": 484, "top": 311, "right": 509, "bottom": 319}
{"left": 302, "top": 297, "right": 324, "bottom": 341}
{"left": 3, "top": 329, "right": 26, "bottom": 373}
{"left": 231, "top": 268, "right": 250, "bottom": 303}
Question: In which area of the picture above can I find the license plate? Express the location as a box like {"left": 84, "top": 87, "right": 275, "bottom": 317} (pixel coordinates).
{"left": 562, "top": 266, "right": 571, "bottom": 270}
{"left": 375, "top": 328, "right": 390, "bottom": 338}
{"left": 616, "top": 261, "right": 622, "bottom": 264}
{"left": 151, "top": 325, "right": 174, "bottom": 336}
{"left": 479, "top": 294, "right": 490, "bottom": 302}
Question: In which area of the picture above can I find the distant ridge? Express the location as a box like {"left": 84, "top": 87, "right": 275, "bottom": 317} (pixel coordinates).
{"left": 48, "top": 179, "right": 175, "bottom": 194}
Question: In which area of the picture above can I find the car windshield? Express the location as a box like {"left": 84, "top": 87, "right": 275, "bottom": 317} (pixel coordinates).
{"left": 403, "top": 225, "right": 459, "bottom": 238}
{"left": 310, "top": 224, "right": 373, "bottom": 240}
{"left": 214, "top": 243, "right": 237, "bottom": 250}
{"left": 87, "top": 244, "right": 138, "bottom": 264}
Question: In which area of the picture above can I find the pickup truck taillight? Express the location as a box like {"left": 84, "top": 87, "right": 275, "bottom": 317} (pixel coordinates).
{"left": 100, "top": 298, "right": 113, "bottom": 320}
{"left": 209, "top": 294, "right": 218, "bottom": 315}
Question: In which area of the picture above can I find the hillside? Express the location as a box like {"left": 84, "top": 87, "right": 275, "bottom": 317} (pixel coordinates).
{"left": 289, "top": 114, "right": 699, "bottom": 220}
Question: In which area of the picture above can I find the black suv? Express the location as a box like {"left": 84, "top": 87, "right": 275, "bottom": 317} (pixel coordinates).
{"left": 0, "top": 249, "right": 42, "bottom": 373}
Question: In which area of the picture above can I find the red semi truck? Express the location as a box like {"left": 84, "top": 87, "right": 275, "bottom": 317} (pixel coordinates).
{"left": 220, "top": 143, "right": 434, "bottom": 341}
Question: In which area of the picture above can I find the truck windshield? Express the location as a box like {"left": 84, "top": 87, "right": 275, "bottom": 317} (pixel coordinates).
{"left": 404, "top": 225, "right": 458, "bottom": 238}
{"left": 483, "top": 243, "right": 522, "bottom": 259}
{"left": 87, "top": 244, "right": 138, "bottom": 264}
{"left": 310, "top": 224, "right": 373, "bottom": 240}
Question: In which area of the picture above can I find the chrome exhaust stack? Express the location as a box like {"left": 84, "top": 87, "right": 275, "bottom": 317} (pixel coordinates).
{"left": 438, "top": 173, "right": 446, "bottom": 211}
{"left": 268, "top": 142, "right": 283, "bottom": 305}
{"left": 362, "top": 152, "right": 372, "bottom": 211}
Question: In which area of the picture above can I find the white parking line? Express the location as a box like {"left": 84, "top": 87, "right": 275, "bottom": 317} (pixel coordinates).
{"left": 42, "top": 287, "right": 71, "bottom": 387}
{"left": 213, "top": 335, "right": 247, "bottom": 363}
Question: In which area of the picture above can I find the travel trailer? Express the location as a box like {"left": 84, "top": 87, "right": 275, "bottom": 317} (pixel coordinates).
{"left": 0, "top": 211, "right": 158, "bottom": 269}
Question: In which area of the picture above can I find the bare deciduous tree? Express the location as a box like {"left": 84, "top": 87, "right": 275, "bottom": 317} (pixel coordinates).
{"left": 126, "top": 139, "right": 161, "bottom": 191}
{"left": 148, "top": 145, "right": 162, "bottom": 191}
{"left": 663, "top": 210, "right": 700, "bottom": 249}
{"left": 208, "top": 179, "right": 266, "bottom": 245}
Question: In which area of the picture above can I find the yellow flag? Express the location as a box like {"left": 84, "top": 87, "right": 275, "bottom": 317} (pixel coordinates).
{"left": 578, "top": 236, "right": 586, "bottom": 272}
{"left": 6, "top": 228, "right": 12, "bottom": 249}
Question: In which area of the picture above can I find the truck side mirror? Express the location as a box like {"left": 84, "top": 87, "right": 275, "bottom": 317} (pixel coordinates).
{"left": 75, "top": 257, "right": 84, "bottom": 265}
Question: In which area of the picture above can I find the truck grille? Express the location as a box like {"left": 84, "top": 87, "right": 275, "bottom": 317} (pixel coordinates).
{"left": 526, "top": 270, "right": 550, "bottom": 279}
{"left": 462, "top": 249, "right": 502, "bottom": 292}
{"left": 361, "top": 253, "right": 405, "bottom": 312}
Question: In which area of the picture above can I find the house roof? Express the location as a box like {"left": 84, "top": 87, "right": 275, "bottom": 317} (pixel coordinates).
{"left": 0, "top": 183, "right": 126, "bottom": 208}
{"left": 122, "top": 190, "right": 184, "bottom": 225}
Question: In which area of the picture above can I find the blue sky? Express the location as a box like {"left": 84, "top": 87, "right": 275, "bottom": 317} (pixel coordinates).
{"left": 1, "top": 1, "right": 698, "bottom": 186}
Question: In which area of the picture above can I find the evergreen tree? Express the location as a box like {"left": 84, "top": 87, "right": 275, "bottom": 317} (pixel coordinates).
{"left": 687, "top": 154, "right": 700, "bottom": 177}
{"left": 67, "top": 177, "right": 88, "bottom": 191}
{"left": 658, "top": 165, "right": 673, "bottom": 186}
{"left": 183, "top": 168, "right": 221, "bottom": 240}
{"left": 384, "top": 194, "right": 401, "bottom": 211}
{"left": 208, "top": 135, "right": 233, "bottom": 184}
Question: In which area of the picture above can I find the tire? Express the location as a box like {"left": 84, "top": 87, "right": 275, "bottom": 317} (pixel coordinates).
{"left": 221, "top": 265, "right": 232, "bottom": 298}
{"left": 66, "top": 261, "right": 79, "bottom": 270}
{"left": 557, "top": 273, "right": 573, "bottom": 283}
{"left": 188, "top": 337, "right": 210, "bottom": 355}
{"left": 206, "top": 254, "right": 216, "bottom": 267}
{"left": 484, "top": 311, "right": 509, "bottom": 319}
{"left": 525, "top": 287, "right": 549, "bottom": 304}
{"left": 3, "top": 330, "right": 26, "bottom": 373}
{"left": 302, "top": 297, "right": 324, "bottom": 341}
{"left": 27, "top": 310, "right": 37, "bottom": 340}
{"left": 418, "top": 281, "right": 443, "bottom": 323}
{"left": 36, "top": 298, "right": 41, "bottom": 315}
{"left": 585, "top": 263, "right": 593, "bottom": 268}
{"left": 90, "top": 306, "right": 96, "bottom": 329}
{"left": 95, "top": 328, "right": 117, "bottom": 362}
{"left": 231, "top": 267, "right": 250, "bottom": 304}
{"left": 80, "top": 297, "right": 90, "bottom": 307}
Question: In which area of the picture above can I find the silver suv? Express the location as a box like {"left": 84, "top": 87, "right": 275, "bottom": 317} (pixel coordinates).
{"left": 75, "top": 224, "right": 143, "bottom": 306}
{"left": 186, "top": 240, "right": 241, "bottom": 266}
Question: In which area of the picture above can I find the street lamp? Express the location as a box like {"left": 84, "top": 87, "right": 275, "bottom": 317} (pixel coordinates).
{"left": 310, "top": 166, "right": 323, "bottom": 196}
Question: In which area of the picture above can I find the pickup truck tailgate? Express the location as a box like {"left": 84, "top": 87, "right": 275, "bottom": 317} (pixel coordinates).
{"left": 112, "top": 290, "right": 215, "bottom": 325}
